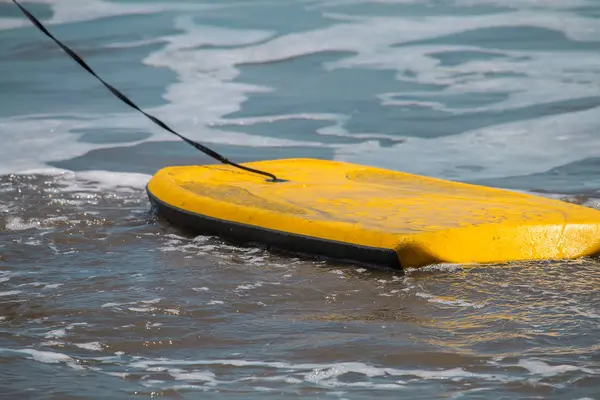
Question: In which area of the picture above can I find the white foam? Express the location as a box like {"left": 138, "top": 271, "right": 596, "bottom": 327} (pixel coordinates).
{"left": 0, "top": 290, "right": 22, "bottom": 296}
{"left": 0, "top": 0, "right": 225, "bottom": 32}
{"left": 45, "top": 328, "right": 66, "bottom": 339}
{"left": 5, "top": 217, "right": 41, "bottom": 231}
{"left": 364, "top": 46, "right": 600, "bottom": 114}
{"left": 0, "top": 115, "right": 143, "bottom": 175}
{"left": 316, "top": 0, "right": 597, "bottom": 12}
{"left": 103, "top": 298, "right": 162, "bottom": 312}
{"left": 127, "top": 357, "right": 513, "bottom": 391}
{"left": 101, "top": 301, "right": 126, "bottom": 308}
{"left": 6, "top": 215, "right": 73, "bottom": 232}
{"left": 407, "top": 263, "right": 464, "bottom": 273}
{"left": 62, "top": 170, "right": 151, "bottom": 192}
{"left": 127, "top": 306, "right": 154, "bottom": 312}
{"left": 73, "top": 342, "right": 103, "bottom": 351}
{"left": 338, "top": 106, "right": 600, "bottom": 181}
{"left": 40, "top": 340, "right": 64, "bottom": 347}
{"left": 104, "top": 38, "right": 165, "bottom": 50}
{"left": 0, "top": 0, "right": 241, "bottom": 177}
{"left": 311, "top": 0, "right": 418, "bottom": 8}
{"left": 455, "top": 0, "right": 596, "bottom": 9}
{"left": 8, "top": 167, "right": 148, "bottom": 195}
{"left": 22, "top": 238, "right": 45, "bottom": 246}
{"left": 170, "top": 370, "right": 217, "bottom": 383}
{"left": 14, "top": 350, "right": 589, "bottom": 394}
{"left": 43, "top": 283, "right": 63, "bottom": 289}
{"left": 12, "top": 348, "right": 73, "bottom": 364}
{"left": 141, "top": 379, "right": 168, "bottom": 388}
{"left": 2, "top": 0, "right": 599, "bottom": 190}
{"left": 236, "top": 282, "right": 264, "bottom": 291}
{"left": 128, "top": 357, "right": 492, "bottom": 382}
{"left": 517, "top": 359, "right": 597, "bottom": 376}
{"left": 141, "top": 7, "right": 600, "bottom": 182}
{"left": 200, "top": 9, "right": 600, "bottom": 72}
{"left": 14, "top": 168, "right": 151, "bottom": 197}
{"left": 102, "top": 371, "right": 130, "bottom": 379}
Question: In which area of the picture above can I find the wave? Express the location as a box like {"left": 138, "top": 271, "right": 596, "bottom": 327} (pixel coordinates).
{"left": 1, "top": 0, "right": 599, "bottom": 191}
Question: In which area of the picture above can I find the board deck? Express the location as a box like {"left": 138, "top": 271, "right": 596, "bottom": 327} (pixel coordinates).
{"left": 146, "top": 158, "right": 600, "bottom": 268}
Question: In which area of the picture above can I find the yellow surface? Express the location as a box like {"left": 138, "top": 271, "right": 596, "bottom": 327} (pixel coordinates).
{"left": 147, "top": 158, "right": 600, "bottom": 268}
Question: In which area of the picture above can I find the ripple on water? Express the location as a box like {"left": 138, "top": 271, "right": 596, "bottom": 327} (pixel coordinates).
{"left": 0, "top": 166, "right": 599, "bottom": 398}
{"left": 2, "top": 1, "right": 600, "bottom": 397}
{"left": 0, "top": 347, "right": 598, "bottom": 397}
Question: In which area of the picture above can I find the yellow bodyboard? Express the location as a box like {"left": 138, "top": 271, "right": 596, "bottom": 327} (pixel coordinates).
{"left": 147, "top": 158, "right": 600, "bottom": 268}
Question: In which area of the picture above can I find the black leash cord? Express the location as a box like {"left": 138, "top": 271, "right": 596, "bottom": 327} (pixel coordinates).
{"left": 12, "top": 0, "right": 281, "bottom": 182}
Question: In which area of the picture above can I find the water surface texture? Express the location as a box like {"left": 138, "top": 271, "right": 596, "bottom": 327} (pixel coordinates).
{"left": 1, "top": 0, "right": 600, "bottom": 398}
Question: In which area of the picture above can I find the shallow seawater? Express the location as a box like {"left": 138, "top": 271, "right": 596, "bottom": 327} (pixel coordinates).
{"left": 1, "top": 0, "right": 600, "bottom": 399}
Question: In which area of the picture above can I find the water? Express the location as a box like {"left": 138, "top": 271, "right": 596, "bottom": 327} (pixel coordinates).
{"left": 1, "top": 0, "right": 600, "bottom": 398}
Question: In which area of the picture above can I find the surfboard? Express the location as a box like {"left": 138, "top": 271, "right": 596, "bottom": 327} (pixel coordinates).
{"left": 146, "top": 158, "right": 600, "bottom": 269}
